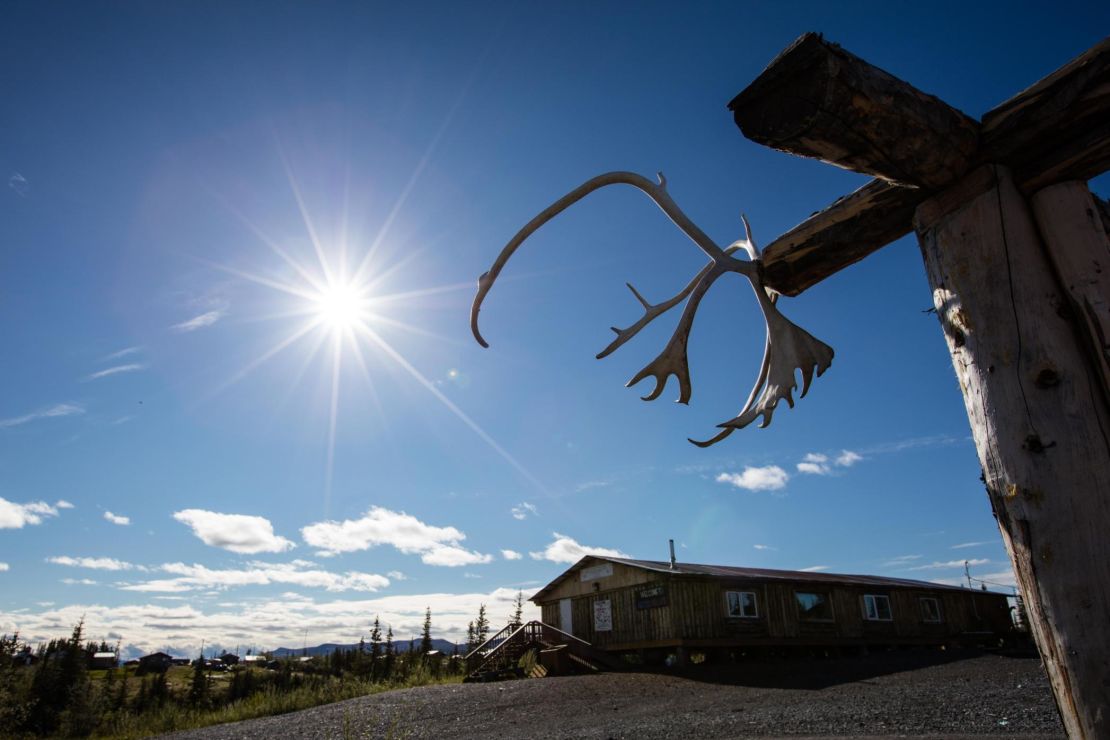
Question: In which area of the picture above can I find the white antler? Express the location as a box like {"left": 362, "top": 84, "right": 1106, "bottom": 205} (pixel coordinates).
{"left": 471, "top": 171, "right": 833, "bottom": 446}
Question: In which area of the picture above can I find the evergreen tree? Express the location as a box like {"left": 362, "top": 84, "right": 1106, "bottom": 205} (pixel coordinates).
{"left": 420, "top": 606, "right": 433, "bottom": 654}
{"left": 465, "top": 621, "right": 476, "bottom": 652}
{"left": 187, "top": 652, "right": 208, "bottom": 707}
{"left": 475, "top": 604, "right": 490, "bottom": 645}
{"left": 383, "top": 626, "right": 395, "bottom": 679}
{"left": 369, "top": 617, "right": 383, "bottom": 680}
{"left": 509, "top": 591, "right": 525, "bottom": 629}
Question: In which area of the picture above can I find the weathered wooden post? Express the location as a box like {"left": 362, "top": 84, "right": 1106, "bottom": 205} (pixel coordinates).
{"left": 728, "top": 34, "right": 1110, "bottom": 738}
{"left": 472, "top": 31, "right": 1110, "bottom": 737}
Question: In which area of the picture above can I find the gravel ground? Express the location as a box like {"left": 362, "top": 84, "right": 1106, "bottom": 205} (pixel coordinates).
{"left": 162, "top": 649, "right": 1063, "bottom": 739}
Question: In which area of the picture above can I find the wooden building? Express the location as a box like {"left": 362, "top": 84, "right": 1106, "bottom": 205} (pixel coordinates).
{"left": 532, "top": 556, "right": 1012, "bottom": 658}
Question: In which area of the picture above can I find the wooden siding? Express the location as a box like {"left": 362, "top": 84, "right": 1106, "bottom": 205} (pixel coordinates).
{"left": 536, "top": 569, "right": 1012, "bottom": 650}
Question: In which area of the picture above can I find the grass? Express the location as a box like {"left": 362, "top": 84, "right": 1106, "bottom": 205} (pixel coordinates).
{"left": 92, "top": 669, "right": 463, "bottom": 739}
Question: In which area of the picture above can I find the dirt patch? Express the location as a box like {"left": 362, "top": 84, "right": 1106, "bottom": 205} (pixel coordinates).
{"left": 161, "top": 649, "right": 1063, "bottom": 738}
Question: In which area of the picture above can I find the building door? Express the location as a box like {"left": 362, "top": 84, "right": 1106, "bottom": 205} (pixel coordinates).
{"left": 559, "top": 598, "right": 573, "bottom": 634}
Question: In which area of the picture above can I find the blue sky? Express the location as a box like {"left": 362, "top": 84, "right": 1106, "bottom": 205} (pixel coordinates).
{"left": 2, "top": 1, "right": 1107, "bottom": 657}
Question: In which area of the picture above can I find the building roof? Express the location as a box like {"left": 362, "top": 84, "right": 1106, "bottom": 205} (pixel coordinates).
{"left": 92, "top": 652, "right": 117, "bottom": 659}
{"left": 531, "top": 555, "right": 1003, "bottom": 602}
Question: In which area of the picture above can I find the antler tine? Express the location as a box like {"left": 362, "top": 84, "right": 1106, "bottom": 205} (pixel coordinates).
{"left": 597, "top": 244, "right": 744, "bottom": 361}
{"left": 625, "top": 261, "right": 732, "bottom": 404}
{"left": 471, "top": 171, "right": 735, "bottom": 348}
{"left": 713, "top": 287, "right": 833, "bottom": 433}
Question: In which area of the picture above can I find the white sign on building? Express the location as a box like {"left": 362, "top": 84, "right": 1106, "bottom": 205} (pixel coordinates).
{"left": 593, "top": 599, "right": 613, "bottom": 632}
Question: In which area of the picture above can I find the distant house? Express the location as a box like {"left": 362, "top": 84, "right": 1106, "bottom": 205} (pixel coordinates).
{"left": 137, "top": 652, "right": 174, "bottom": 673}
{"left": 219, "top": 652, "right": 240, "bottom": 665}
{"left": 90, "top": 651, "right": 118, "bottom": 669}
{"left": 532, "top": 556, "right": 1013, "bottom": 663}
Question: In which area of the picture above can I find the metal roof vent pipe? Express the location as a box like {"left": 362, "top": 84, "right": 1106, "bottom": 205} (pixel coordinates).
{"left": 669, "top": 539, "right": 676, "bottom": 569}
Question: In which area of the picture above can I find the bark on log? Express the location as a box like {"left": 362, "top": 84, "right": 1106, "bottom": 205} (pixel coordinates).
{"left": 915, "top": 165, "right": 1110, "bottom": 739}
{"left": 728, "top": 32, "right": 980, "bottom": 189}
{"left": 761, "top": 179, "right": 923, "bottom": 296}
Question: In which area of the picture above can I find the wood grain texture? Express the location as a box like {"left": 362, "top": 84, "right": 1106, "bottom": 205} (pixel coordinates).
{"left": 760, "top": 179, "right": 923, "bottom": 296}
{"left": 984, "top": 37, "right": 1110, "bottom": 192}
{"left": 1031, "top": 182, "right": 1110, "bottom": 405}
{"left": 728, "top": 33, "right": 980, "bottom": 189}
{"left": 915, "top": 165, "right": 1110, "bottom": 740}
{"left": 741, "top": 36, "right": 1110, "bottom": 296}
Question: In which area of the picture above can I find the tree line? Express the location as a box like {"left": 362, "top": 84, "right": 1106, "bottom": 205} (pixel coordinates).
{"left": 0, "top": 595, "right": 523, "bottom": 737}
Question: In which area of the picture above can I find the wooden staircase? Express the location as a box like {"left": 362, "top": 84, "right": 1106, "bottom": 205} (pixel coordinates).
{"left": 463, "top": 620, "right": 622, "bottom": 682}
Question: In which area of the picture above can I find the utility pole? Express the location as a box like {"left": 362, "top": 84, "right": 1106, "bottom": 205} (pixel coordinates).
{"left": 965, "top": 560, "right": 973, "bottom": 589}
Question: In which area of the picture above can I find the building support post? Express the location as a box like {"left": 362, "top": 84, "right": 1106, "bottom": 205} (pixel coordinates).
{"left": 914, "top": 165, "right": 1110, "bottom": 739}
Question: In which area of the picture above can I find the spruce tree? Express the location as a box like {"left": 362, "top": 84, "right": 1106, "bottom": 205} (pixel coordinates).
{"left": 465, "top": 621, "right": 476, "bottom": 652}
{"left": 475, "top": 604, "right": 490, "bottom": 645}
{"left": 420, "top": 606, "right": 433, "bottom": 654}
{"left": 383, "top": 626, "right": 394, "bottom": 679}
{"left": 510, "top": 591, "right": 525, "bottom": 629}
{"left": 187, "top": 652, "right": 208, "bottom": 707}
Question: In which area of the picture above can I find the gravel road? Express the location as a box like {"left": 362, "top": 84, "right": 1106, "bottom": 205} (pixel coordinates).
{"left": 162, "top": 649, "right": 1063, "bottom": 739}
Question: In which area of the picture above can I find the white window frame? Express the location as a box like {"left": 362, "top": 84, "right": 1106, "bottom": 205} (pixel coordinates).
{"left": 862, "top": 594, "right": 893, "bottom": 621}
{"left": 795, "top": 591, "right": 835, "bottom": 622}
{"left": 725, "top": 590, "right": 759, "bottom": 619}
{"left": 920, "top": 596, "right": 943, "bottom": 623}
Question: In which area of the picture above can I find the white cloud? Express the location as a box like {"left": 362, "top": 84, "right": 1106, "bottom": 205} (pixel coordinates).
{"left": 48, "top": 556, "right": 136, "bottom": 571}
{"left": 796, "top": 453, "right": 830, "bottom": 475}
{"left": 0, "top": 403, "right": 84, "bottom": 428}
{"left": 931, "top": 569, "right": 1018, "bottom": 590}
{"left": 171, "top": 310, "right": 224, "bottom": 333}
{"left": 716, "top": 466, "right": 789, "bottom": 491}
{"left": 510, "top": 502, "right": 538, "bottom": 520}
{"left": 104, "top": 346, "right": 142, "bottom": 361}
{"left": 104, "top": 511, "right": 130, "bottom": 526}
{"left": 0, "top": 563, "right": 8, "bottom": 572}
{"left": 119, "top": 561, "right": 390, "bottom": 594}
{"left": 529, "top": 533, "right": 629, "bottom": 564}
{"left": 61, "top": 578, "right": 98, "bottom": 586}
{"left": 752, "top": 544, "right": 776, "bottom": 551}
{"left": 8, "top": 172, "right": 28, "bottom": 196}
{"left": 386, "top": 571, "right": 406, "bottom": 581}
{"left": 83, "top": 363, "right": 146, "bottom": 381}
{"left": 0, "top": 498, "right": 69, "bottom": 529}
{"left": 173, "top": 509, "right": 295, "bottom": 554}
{"left": 797, "top": 450, "right": 862, "bottom": 476}
{"left": 501, "top": 549, "right": 523, "bottom": 560}
{"left": 882, "top": 554, "right": 922, "bottom": 567}
{"left": 799, "top": 565, "right": 830, "bottom": 572}
{"left": 951, "top": 540, "right": 993, "bottom": 549}
{"left": 835, "top": 450, "right": 862, "bottom": 467}
{"left": 0, "top": 587, "right": 538, "bottom": 657}
{"left": 907, "top": 558, "right": 990, "bottom": 571}
{"left": 301, "top": 506, "right": 491, "bottom": 566}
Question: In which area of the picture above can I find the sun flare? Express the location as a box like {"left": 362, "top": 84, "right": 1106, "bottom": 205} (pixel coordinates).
{"left": 313, "top": 281, "right": 369, "bottom": 332}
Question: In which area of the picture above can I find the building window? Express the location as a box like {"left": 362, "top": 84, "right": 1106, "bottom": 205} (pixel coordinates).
{"left": 920, "top": 597, "right": 943, "bottom": 623}
{"left": 863, "top": 594, "right": 893, "bottom": 621}
{"left": 725, "top": 591, "right": 759, "bottom": 618}
{"left": 795, "top": 592, "right": 834, "bottom": 621}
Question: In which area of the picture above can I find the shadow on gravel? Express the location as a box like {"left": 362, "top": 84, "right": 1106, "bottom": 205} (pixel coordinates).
{"left": 657, "top": 647, "right": 1037, "bottom": 690}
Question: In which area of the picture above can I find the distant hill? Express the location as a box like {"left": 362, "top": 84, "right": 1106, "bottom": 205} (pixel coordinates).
{"left": 271, "top": 638, "right": 461, "bottom": 658}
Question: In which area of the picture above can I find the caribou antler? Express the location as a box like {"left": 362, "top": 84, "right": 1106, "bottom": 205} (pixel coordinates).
{"left": 471, "top": 171, "right": 833, "bottom": 446}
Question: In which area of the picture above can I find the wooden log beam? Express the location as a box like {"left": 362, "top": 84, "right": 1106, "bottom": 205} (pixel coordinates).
{"left": 984, "top": 37, "right": 1110, "bottom": 193}
{"left": 749, "top": 35, "right": 1110, "bottom": 296}
{"left": 728, "top": 33, "right": 981, "bottom": 189}
{"left": 760, "top": 179, "right": 923, "bottom": 296}
{"left": 916, "top": 165, "right": 1110, "bottom": 739}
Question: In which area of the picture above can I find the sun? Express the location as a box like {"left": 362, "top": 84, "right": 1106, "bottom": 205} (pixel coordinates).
{"left": 312, "top": 280, "right": 370, "bottom": 332}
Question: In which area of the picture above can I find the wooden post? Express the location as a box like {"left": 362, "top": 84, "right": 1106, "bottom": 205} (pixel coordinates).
{"left": 915, "top": 165, "right": 1110, "bottom": 738}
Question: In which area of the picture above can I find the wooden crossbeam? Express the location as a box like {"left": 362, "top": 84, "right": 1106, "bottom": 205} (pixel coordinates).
{"left": 735, "top": 34, "right": 1110, "bottom": 296}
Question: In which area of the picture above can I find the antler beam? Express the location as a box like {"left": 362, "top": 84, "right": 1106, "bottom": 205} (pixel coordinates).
{"left": 471, "top": 171, "right": 833, "bottom": 446}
